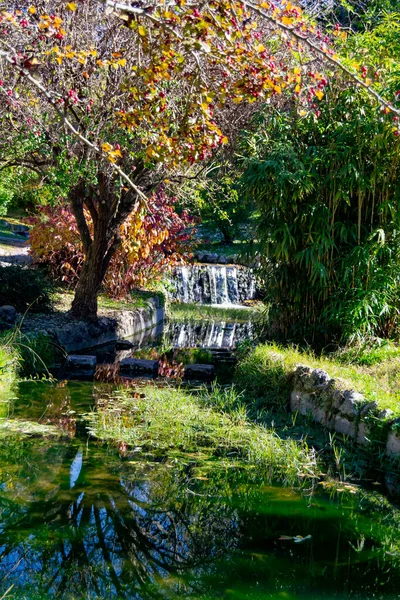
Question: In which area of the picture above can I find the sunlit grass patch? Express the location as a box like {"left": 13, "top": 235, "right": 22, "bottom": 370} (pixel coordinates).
{"left": 168, "top": 302, "right": 261, "bottom": 323}
{"left": 86, "top": 384, "right": 319, "bottom": 487}
{"left": 235, "top": 342, "right": 400, "bottom": 414}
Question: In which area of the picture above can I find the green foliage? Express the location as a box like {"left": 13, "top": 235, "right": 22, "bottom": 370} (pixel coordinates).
{"left": 0, "top": 267, "right": 54, "bottom": 313}
{"left": 239, "top": 87, "right": 400, "bottom": 342}
{"left": 191, "top": 171, "right": 253, "bottom": 243}
{"left": 168, "top": 302, "right": 259, "bottom": 323}
{"left": 86, "top": 385, "right": 319, "bottom": 487}
{"left": 235, "top": 342, "right": 400, "bottom": 414}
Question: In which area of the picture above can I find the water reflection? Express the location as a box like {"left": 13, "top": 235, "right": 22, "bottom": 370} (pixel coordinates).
{"left": 0, "top": 432, "right": 399, "bottom": 599}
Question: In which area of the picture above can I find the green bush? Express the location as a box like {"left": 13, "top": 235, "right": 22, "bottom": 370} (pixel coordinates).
{"left": 0, "top": 267, "right": 54, "bottom": 313}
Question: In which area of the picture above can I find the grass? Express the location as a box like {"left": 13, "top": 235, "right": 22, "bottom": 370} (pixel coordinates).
{"left": 168, "top": 302, "right": 261, "bottom": 323}
{"left": 86, "top": 384, "right": 319, "bottom": 488}
{"left": 235, "top": 342, "right": 400, "bottom": 415}
{"left": 54, "top": 288, "right": 165, "bottom": 314}
{"left": 0, "top": 225, "right": 24, "bottom": 241}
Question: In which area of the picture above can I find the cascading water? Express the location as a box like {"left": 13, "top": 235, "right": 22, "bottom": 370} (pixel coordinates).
{"left": 172, "top": 264, "right": 256, "bottom": 305}
{"left": 167, "top": 320, "right": 254, "bottom": 349}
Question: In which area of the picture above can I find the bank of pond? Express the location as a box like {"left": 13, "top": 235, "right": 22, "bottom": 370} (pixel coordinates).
{"left": 1, "top": 303, "right": 400, "bottom": 598}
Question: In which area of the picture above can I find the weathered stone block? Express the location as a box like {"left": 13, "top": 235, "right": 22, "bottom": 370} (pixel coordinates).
{"left": 184, "top": 363, "right": 215, "bottom": 380}
{"left": 66, "top": 354, "right": 96, "bottom": 377}
{"left": 311, "top": 368, "right": 331, "bottom": 388}
{"left": 66, "top": 355, "right": 97, "bottom": 369}
{"left": 357, "top": 421, "right": 372, "bottom": 445}
{"left": 334, "top": 416, "right": 356, "bottom": 438}
{"left": 360, "top": 401, "right": 378, "bottom": 418}
{"left": 115, "top": 340, "right": 135, "bottom": 350}
{"left": 386, "top": 430, "right": 400, "bottom": 458}
{"left": 120, "top": 358, "right": 159, "bottom": 377}
{"left": 338, "top": 390, "right": 364, "bottom": 421}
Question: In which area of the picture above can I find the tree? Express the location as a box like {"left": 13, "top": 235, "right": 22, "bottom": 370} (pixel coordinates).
{"left": 0, "top": 0, "right": 397, "bottom": 317}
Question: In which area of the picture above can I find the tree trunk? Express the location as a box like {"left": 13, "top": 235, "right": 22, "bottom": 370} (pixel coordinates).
{"left": 70, "top": 220, "right": 120, "bottom": 319}
{"left": 70, "top": 240, "right": 108, "bottom": 319}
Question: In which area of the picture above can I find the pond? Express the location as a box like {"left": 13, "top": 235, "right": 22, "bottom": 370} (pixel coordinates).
{"left": 1, "top": 381, "right": 400, "bottom": 599}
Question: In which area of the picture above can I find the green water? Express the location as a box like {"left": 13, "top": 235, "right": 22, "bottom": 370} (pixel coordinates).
{"left": 0, "top": 381, "right": 400, "bottom": 599}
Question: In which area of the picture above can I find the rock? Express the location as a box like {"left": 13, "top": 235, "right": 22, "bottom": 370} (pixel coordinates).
{"left": 357, "top": 421, "right": 371, "bottom": 445}
{"left": 378, "top": 408, "right": 394, "bottom": 420}
{"left": 334, "top": 416, "right": 356, "bottom": 438}
{"left": 360, "top": 401, "right": 378, "bottom": 418}
{"left": 66, "top": 354, "right": 97, "bottom": 378}
{"left": 66, "top": 354, "right": 97, "bottom": 369}
{"left": 115, "top": 340, "right": 135, "bottom": 350}
{"left": 120, "top": 358, "right": 159, "bottom": 377}
{"left": 0, "top": 305, "right": 17, "bottom": 325}
{"left": 386, "top": 430, "right": 400, "bottom": 458}
{"left": 184, "top": 363, "right": 215, "bottom": 380}
{"left": 338, "top": 390, "right": 364, "bottom": 420}
{"left": 311, "top": 368, "right": 331, "bottom": 388}
{"left": 293, "top": 365, "right": 313, "bottom": 390}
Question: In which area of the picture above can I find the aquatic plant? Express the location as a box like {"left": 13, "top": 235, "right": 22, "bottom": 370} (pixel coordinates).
{"left": 86, "top": 385, "right": 319, "bottom": 488}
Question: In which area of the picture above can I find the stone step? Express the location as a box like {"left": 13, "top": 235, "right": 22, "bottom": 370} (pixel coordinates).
{"left": 66, "top": 355, "right": 97, "bottom": 378}
{"left": 184, "top": 363, "right": 215, "bottom": 380}
{"left": 120, "top": 358, "right": 159, "bottom": 377}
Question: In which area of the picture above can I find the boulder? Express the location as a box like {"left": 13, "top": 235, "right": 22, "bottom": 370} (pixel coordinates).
{"left": 120, "top": 358, "right": 159, "bottom": 377}
{"left": 0, "top": 305, "right": 17, "bottom": 325}
{"left": 184, "top": 363, "right": 215, "bottom": 380}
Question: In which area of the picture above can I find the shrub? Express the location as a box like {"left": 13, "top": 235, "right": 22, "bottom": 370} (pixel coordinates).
{"left": 28, "top": 189, "right": 194, "bottom": 297}
{"left": 0, "top": 266, "right": 54, "bottom": 313}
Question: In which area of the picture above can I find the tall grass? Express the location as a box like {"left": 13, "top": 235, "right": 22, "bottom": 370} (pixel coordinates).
{"left": 86, "top": 385, "right": 319, "bottom": 488}
{"left": 235, "top": 342, "right": 400, "bottom": 414}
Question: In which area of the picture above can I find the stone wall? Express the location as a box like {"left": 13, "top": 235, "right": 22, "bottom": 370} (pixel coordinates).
{"left": 23, "top": 297, "right": 165, "bottom": 353}
{"left": 290, "top": 365, "right": 400, "bottom": 459}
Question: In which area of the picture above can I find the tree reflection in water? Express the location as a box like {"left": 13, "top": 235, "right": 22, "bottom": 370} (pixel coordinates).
{"left": 2, "top": 380, "right": 400, "bottom": 599}
{"left": 0, "top": 438, "right": 241, "bottom": 599}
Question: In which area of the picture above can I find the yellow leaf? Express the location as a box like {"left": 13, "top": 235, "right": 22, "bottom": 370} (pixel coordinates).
{"left": 28, "top": 6, "right": 36, "bottom": 14}
{"left": 56, "top": 56, "right": 63, "bottom": 65}
{"left": 138, "top": 25, "right": 146, "bottom": 36}
{"left": 256, "top": 43, "right": 266, "bottom": 53}
{"left": 295, "top": 83, "right": 301, "bottom": 94}
{"left": 66, "top": 2, "right": 77, "bottom": 11}
{"left": 282, "top": 16, "right": 294, "bottom": 25}
{"left": 315, "top": 90, "right": 324, "bottom": 100}
{"left": 102, "top": 143, "right": 112, "bottom": 153}
{"left": 365, "top": 78, "right": 372, "bottom": 86}
{"left": 118, "top": 58, "right": 127, "bottom": 67}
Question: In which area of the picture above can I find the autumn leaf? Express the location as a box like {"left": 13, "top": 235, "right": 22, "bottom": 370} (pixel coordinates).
{"left": 66, "top": 2, "right": 77, "bottom": 11}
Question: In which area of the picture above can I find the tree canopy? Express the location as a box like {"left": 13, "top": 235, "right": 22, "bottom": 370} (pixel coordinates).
{"left": 0, "top": 0, "right": 398, "bottom": 316}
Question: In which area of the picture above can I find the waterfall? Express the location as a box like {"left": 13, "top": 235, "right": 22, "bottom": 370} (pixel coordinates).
{"left": 167, "top": 320, "right": 254, "bottom": 349}
{"left": 172, "top": 264, "right": 256, "bottom": 305}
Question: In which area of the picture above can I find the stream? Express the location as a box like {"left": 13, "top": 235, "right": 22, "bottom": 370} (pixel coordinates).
{"left": 0, "top": 380, "right": 400, "bottom": 599}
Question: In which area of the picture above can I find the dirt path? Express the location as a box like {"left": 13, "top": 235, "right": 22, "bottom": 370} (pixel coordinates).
{"left": 0, "top": 241, "right": 32, "bottom": 266}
